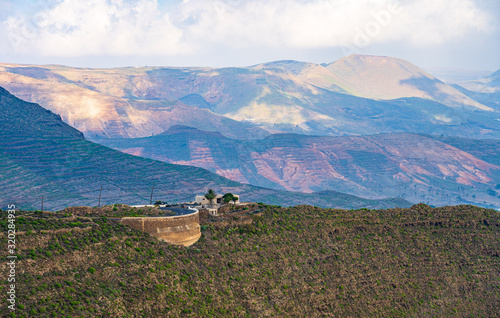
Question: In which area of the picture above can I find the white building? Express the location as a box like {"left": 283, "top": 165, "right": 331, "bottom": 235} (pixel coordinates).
{"left": 195, "top": 194, "right": 240, "bottom": 206}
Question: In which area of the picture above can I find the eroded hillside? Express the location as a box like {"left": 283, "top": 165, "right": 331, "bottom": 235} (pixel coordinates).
{"left": 99, "top": 126, "right": 500, "bottom": 208}
{"left": 0, "top": 86, "right": 409, "bottom": 211}
{"left": 1, "top": 55, "right": 499, "bottom": 140}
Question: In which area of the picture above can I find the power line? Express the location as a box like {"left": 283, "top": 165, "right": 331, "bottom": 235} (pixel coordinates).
{"left": 98, "top": 184, "right": 103, "bottom": 207}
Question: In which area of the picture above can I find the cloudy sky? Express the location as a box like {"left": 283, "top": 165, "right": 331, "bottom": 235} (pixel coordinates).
{"left": 0, "top": 0, "right": 498, "bottom": 72}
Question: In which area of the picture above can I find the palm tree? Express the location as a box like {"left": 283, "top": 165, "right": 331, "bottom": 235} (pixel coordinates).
{"left": 204, "top": 189, "right": 216, "bottom": 206}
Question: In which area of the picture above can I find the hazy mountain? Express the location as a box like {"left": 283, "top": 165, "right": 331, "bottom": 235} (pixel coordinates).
{"left": 425, "top": 67, "right": 493, "bottom": 83}
{"left": 455, "top": 69, "right": 500, "bottom": 94}
{"left": 326, "top": 55, "right": 490, "bottom": 110}
{"left": 1, "top": 56, "right": 499, "bottom": 140}
{"left": 99, "top": 126, "right": 500, "bottom": 208}
{"left": 0, "top": 87, "right": 409, "bottom": 211}
{"left": 488, "top": 69, "right": 500, "bottom": 87}
{"left": 0, "top": 64, "right": 270, "bottom": 140}
{"left": 451, "top": 84, "right": 500, "bottom": 111}
{"left": 250, "top": 60, "right": 353, "bottom": 94}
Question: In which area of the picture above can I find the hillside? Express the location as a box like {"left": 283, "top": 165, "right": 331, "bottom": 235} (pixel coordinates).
{"left": 491, "top": 69, "right": 500, "bottom": 85}
{"left": 1, "top": 204, "right": 498, "bottom": 317}
{"left": 326, "top": 55, "right": 489, "bottom": 110}
{"left": 428, "top": 135, "right": 500, "bottom": 167}
{"left": 0, "top": 64, "right": 270, "bottom": 140}
{"left": 1, "top": 56, "right": 499, "bottom": 140}
{"left": 0, "top": 86, "right": 409, "bottom": 211}
{"left": 98, "top": 126, "right": 500, "bottom": 208}
{"left": 455, "top": 68, "right": 500, "bottom": 96}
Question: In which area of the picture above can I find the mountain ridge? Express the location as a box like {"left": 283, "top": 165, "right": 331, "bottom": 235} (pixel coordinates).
{"left": 326, "top": 55, "right": 490, "bottom": 110}
{"left": 1, "top": 55, "right": 498, "bottom": 140}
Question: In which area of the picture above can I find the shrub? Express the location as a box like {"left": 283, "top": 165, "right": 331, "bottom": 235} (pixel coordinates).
{"left": 88, "top": 267, "right": 96, "bottom": 274}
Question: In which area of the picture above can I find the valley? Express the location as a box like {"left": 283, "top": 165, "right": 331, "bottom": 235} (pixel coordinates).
{"left": 0, "top": 86, "right": 408, "bottom": 211}
{"left": 1, "top": 54, "right": 500, "bottom": 210}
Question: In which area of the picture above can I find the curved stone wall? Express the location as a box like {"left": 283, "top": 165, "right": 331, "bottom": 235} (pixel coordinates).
{"left": 120, "top": 211, "right": 201, "bottom": 246}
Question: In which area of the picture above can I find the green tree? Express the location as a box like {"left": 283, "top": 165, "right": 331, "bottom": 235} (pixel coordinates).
{"left": 222, "top": 193, "right": 234, "bottom": 205}
{"left": 205, "top": 189, "right": 216, "bottom": 206}
{"left": 232, "top": 196, "right": 239, "bottom": 205}
{"left": 223, "top": 196, "right": 232, "bottom": 205}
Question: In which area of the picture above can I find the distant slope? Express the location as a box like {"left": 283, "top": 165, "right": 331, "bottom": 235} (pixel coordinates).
{"left": 0, "top": 64, "right": 270, "bottom": 140}
{"left": 99, "top": 126, "right": 500, "bottom": 208}
{"left": 0, "top": 87, "right": 409, "bottom": 211}
{"left": 491, "top": 69, "right": 500, "bottom": 85}
{"left": 455, "top": 69, "right": 500, "bottom": 104}
{"left": 451, "top": 83, "right": 500, "bottom": 111}
{"left": 427, "top": 135, "right": 500, "bottom": 167}
{"left": 326, "top": 55, "right": 490, "bottom": 110}
{"left": 1, "top": 58, "right": 499, "bottom": 140}
{"left": 251, "top": 60, "right": 354, "bottom": 94}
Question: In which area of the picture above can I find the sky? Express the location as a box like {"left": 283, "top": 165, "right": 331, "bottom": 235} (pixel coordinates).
{"left": 0, "top": 0, "right": 498, "bottom": 72}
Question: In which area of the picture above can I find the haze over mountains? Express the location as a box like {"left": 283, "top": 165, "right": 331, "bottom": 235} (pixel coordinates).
{"left": 458, "top": 68, "right": 500, "bottom": 93}
{"left": 0, "top": 86, "right": 408, "bottom": 211}
{"left": 325, "top": 55, "right": 489, "bottom": 110}
{"left": 0, "top": 55, "right": 499, "bottom": 142}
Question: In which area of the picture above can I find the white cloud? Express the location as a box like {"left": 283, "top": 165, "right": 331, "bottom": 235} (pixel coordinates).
{"left": 1, "top": 0, "right": 494, "bottom": 57}
{"left": 4, "top": 0, "right": 191, "bottom": 56}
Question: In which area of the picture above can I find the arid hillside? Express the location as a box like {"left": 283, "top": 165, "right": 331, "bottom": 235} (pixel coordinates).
{"left": 0, "top": 86, "right": 409, "bottom": 211}
{"left": 1, "top": 55, "right": 499, "bottom": 140}
{"left": 99, "top": 125, "right": 500, "bottom": 208}
{"left": 1, "top": 203, "right": 498, "bottom": 317}
{"left": 326, "top": 55, "right": 489, "bottom": 109}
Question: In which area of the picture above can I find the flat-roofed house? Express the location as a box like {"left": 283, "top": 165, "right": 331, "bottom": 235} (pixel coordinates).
{"left": 195, "top": 194, "right": 240, "bottom": 206}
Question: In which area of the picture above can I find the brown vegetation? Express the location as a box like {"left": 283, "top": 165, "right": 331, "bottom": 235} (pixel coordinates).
{"left": 0, "top": 203, "right": 499, "bottom": 317}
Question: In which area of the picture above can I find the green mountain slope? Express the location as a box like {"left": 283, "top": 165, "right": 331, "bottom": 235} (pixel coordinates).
{"left": 1, "top": 204, "right": 499, "bottom": 316}
{"left": 0, "top": 87, "right": 409, "bottom": 211}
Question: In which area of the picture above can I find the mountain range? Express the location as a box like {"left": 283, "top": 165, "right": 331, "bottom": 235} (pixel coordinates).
{"left": 1, "top": 55, "right": 499, "bottom": 141}
{"left": 0, "top": 86, "right": 408, "bottom": 211}
{"left": 1, "top": 54, "right": 499, "bottom": 210}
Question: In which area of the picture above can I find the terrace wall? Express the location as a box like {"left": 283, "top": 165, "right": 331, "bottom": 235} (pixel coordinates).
{"left": 120, "top": 212, "right": 201, "bottom": 246}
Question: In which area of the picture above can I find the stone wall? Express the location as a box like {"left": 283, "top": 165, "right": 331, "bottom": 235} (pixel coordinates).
{"left": 120, "top": 212, "right": 201, "bottom": 246}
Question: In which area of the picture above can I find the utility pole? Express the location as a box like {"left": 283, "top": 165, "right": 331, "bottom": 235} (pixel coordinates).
{"left": 98, "top": 184, "right": 103, "bottom": 207}
{"left": 40, "top": 196, "right": 44, "bottom": 218}
{"left": 149, "top": 182, "right": 155, "bottom": 205}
